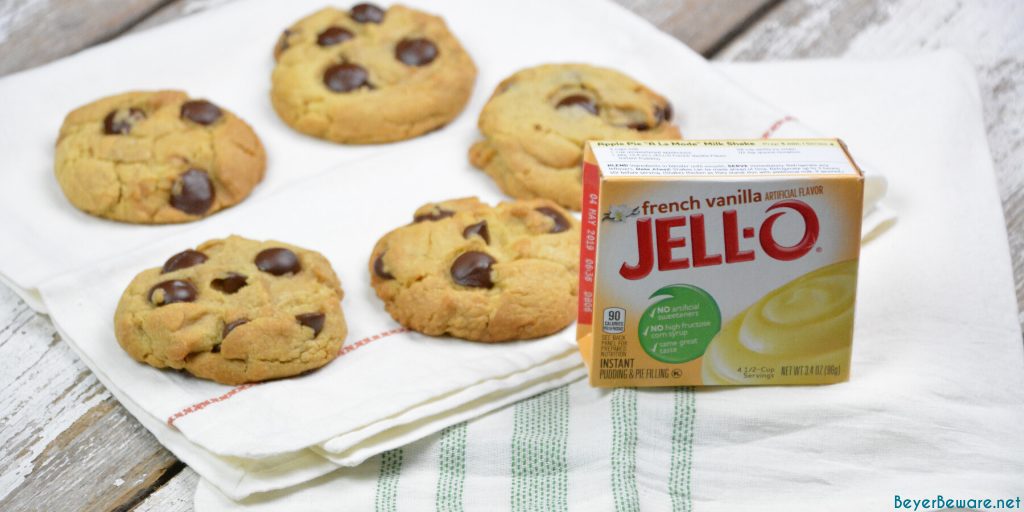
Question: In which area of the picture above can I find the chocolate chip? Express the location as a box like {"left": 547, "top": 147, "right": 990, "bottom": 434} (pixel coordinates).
{"left": 450, "top": 252, "right": 496, "bottom": 289}
{"left": 556, "top": 95, "right": 598, "bottom": 115}
{"left": 628, "top": 122, "right": 650, "bottom": 131}
{"left": 222, "top": 318, "right": 249, "bottom": 339}
{"left": 373, "top": 253, "right": 394, "bottom": 279}
{"left": 350, "top": 3, "right": 384, "bottom": 23}
{"left": 211, "top": 273, "right": 247, "bottom": 294}
{"left": 276, "top": 29, "right": 292, "bottom": 55}
{"left": 296, "top": 312, "right": 326, "bottom": 337}
{"left": 495, "top": 79, "right": 517, "bottom": 94}
{"left": 395, "top": 38, "right": 438, "bottom": 66}
{"left": 149, "top": 280, "right": 197, "bottom": 306}
{"left": 170, "top": 169, "right": 215, "bottom": 215}
{"left": 656, "top": 102, "right": 673, "bottom": 123}
{"left": 103, "top": 108, "right": 146, "bottom": 135}
{"left": 161, "top": 249, "right": 207, "bottom": 273}
{"left": 413, "top": 209, "right": 454, "bottom": 223}
{"left": 324, "top": 63, "right": 370, "bottom": 92}
{"left": 536, "top": 206, "right": 570, "bottom": 233}
{"left": 180, "top": 100, "right": 223, "bottom": 125}
{"left": 317, "top": 26, "right": 354, "bottom": 46}
{"left": 462, "top": 221, "right": 490, "bottom": 244}
{"left": 255, "top": 248, "right": 301, "bottom": 275}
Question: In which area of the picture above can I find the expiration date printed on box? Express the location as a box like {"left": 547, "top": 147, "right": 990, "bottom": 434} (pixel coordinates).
{"left": 592, "top": 139, "right": 859, "bottom": 177}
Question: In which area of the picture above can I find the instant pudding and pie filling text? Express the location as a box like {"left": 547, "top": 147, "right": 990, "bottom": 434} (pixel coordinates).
{"left": 577, "top": 139, "right": 864, "bottom": 387}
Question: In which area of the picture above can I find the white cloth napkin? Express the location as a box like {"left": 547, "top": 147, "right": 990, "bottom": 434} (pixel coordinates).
{"left": 0, "top": 0, "right": 893, "bottom": 501}
{"left": 194, "top": 51, "right": 1024, "bottom": 511}
{"left": 0, "top": 0, "right": 889, "bottom": 309}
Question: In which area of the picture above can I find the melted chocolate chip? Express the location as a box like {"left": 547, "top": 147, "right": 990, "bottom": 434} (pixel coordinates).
{"left": 556, "top": 95, "right": 599, "bottom": 115}
{"left": 495, "top": 79, "right": 517, "bottom": 94}
{"left": 395, "top": 38, "right": 438, "bottom": 66}
{"left": 211, "top": 273, "right": 248, "bottom": 294}
{"left": 222, "top": 318, "right": 249, "bottom": 339}
{"left": 276, "top": 29, "right": 292, "bottom": 55}
{"left": 255, "top": 248, "right": 301, "bottom": 275}
{"left": 450, "top": 252, "right": 496, "bottom": 289}
{"left": 180, "top": 100, "right": 223, "bottom": 125}
{"left": 628, "top": 122, "right": 650, "bottom": 131}
{"left": 350, "top": 3, "right": 384, "bottom": 23}
{"left": 149, "top": 280, "right": 197, "bottom": 306}
{"left": 162, "top": 249, "right": 207, "bottom": 273}
{"left": 656, "top": 102, "right": 673, "bottom": 123}
{"left": 170, "top": 168, "right": 215, "bottom": 215}
{"left": 103, "top": 108, "right": 146, "bottom": 135}
{"left": 536, "top": 206, "right": 570, "bottom": 233}
{"left": 462, "top": 221, "right": 490, "bottom": 244}
{"left": 317, "top": 26, "right": 354, "bottom": 46}
{"left": 296, "top": 312, "right": 326, "bottom": 337}
{"left": 413, "top": 209, "right": 454, "bottom": 223}
{"left": 373, "top": 253, "right": 394, "bottom": 279}
{"left": 323, "top": 63, "right": 370, "bottom": 92}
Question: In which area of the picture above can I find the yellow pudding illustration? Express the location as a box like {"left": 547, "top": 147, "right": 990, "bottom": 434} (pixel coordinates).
{"left": 701, "top": 260, "right": 857, "bottom": 385}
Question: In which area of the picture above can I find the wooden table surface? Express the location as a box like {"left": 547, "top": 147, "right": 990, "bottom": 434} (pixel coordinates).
{"left": 1, "top": 0, "right": 1021, "bottom": 510}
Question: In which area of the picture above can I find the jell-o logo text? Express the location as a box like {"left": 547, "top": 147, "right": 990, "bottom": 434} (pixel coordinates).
{"left": 619, "top": 199, "right": 820, "bottom": 280}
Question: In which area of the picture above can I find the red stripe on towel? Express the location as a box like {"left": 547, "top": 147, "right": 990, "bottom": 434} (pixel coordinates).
{"left": 761, "top": 115, "right": 797, "bottom": 139}
{"left": 166, "top": 327, "right": 409, "bottom": 426}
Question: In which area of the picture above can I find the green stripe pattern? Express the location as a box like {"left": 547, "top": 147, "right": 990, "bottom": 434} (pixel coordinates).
{"left": 669, "top": 387, "right": 696, "bottom": 512}
{"left": 510, "top": 385, "right": 570, "bottom": 512}
{"left": 611, "top": 388, "right": 640, "bottom": 512}
{"left": 374, "top": 448, "right": 404, "bottom": 512}
{"left": 435, "top": 422, "right": 468, "bottom": 512}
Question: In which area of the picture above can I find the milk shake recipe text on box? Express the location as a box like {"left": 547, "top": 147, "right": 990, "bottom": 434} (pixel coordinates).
{"left": 577, "top": 139, "right": 864, "bottom": 387}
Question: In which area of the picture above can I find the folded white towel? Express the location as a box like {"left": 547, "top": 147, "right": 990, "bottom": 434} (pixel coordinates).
{"left": 195, "top": 51, "right": 1024, "bottom": 511}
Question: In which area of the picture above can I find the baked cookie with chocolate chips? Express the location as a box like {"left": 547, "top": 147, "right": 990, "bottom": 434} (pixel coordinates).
{"left": 470, "top": 64, "right": 681, "bottom": 210}
{"left": 55, "top": 91, "right": 265, "bottom": 224}
{"left": 114, "top": 236, "right": 347, "bottom": 385}
{"left": 370, "top": 197, "right": 579, "bottom": 342}
{"left": 271, "top": 3, "right": 476, "bottom": 143}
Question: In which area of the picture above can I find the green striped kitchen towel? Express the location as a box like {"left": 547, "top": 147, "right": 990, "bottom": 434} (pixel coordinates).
{"left": 196, "top": 383, "right": 698, "bottom": 511}
{"left": 194, "top": 53, "right": 1024, "bottom": 511}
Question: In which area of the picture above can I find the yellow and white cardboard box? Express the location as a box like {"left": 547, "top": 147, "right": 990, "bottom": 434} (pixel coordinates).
{"left": 577, "top": 139, "right": 864, "bottom": 387}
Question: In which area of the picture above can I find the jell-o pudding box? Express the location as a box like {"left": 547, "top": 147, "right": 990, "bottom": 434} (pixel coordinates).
{"left": 577, "top": 139, "right": 864, "bottom": 387}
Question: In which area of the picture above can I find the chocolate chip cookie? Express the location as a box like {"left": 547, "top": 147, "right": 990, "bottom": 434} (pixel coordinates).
{"left": 370, "top": 198, "right": 579, "bottom": 342}
{"left": 271, "top": 3, "right": 477, "bottom": 143}
{"left": 470, "top": 64, "right": 681, "bottom": 210}
{"left": 55, "top": 91, "right": 266, "bottom": 224}
{"left": 114, "top": 236, "right": 347, "bottom": 385}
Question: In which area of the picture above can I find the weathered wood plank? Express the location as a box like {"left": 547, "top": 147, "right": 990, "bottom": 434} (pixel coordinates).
{"left": 133, "top": 467, "right": 199, "bottom": 512}
{"left": 0, "top": 0, "right": 171, "bottom": 76}
{"left": 129, "top": 0, "right": 785, "bottom": 56}
{"left": 0, "top": 0, "right": 784, "bottom": 77}
{"left": 718, "top": 0, "right": 1024, "bottom": 328}
{"left": 0, "top": 285, "right": 180, "bottom": 512}
{"left": 129, "top": 0, "right": 787, "bottom": 56}
{"left": 128, "top": 0, "right": 234, "bottom": 33}
{"left": 613, "top": 0, "right": 784, "bottom": 55}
